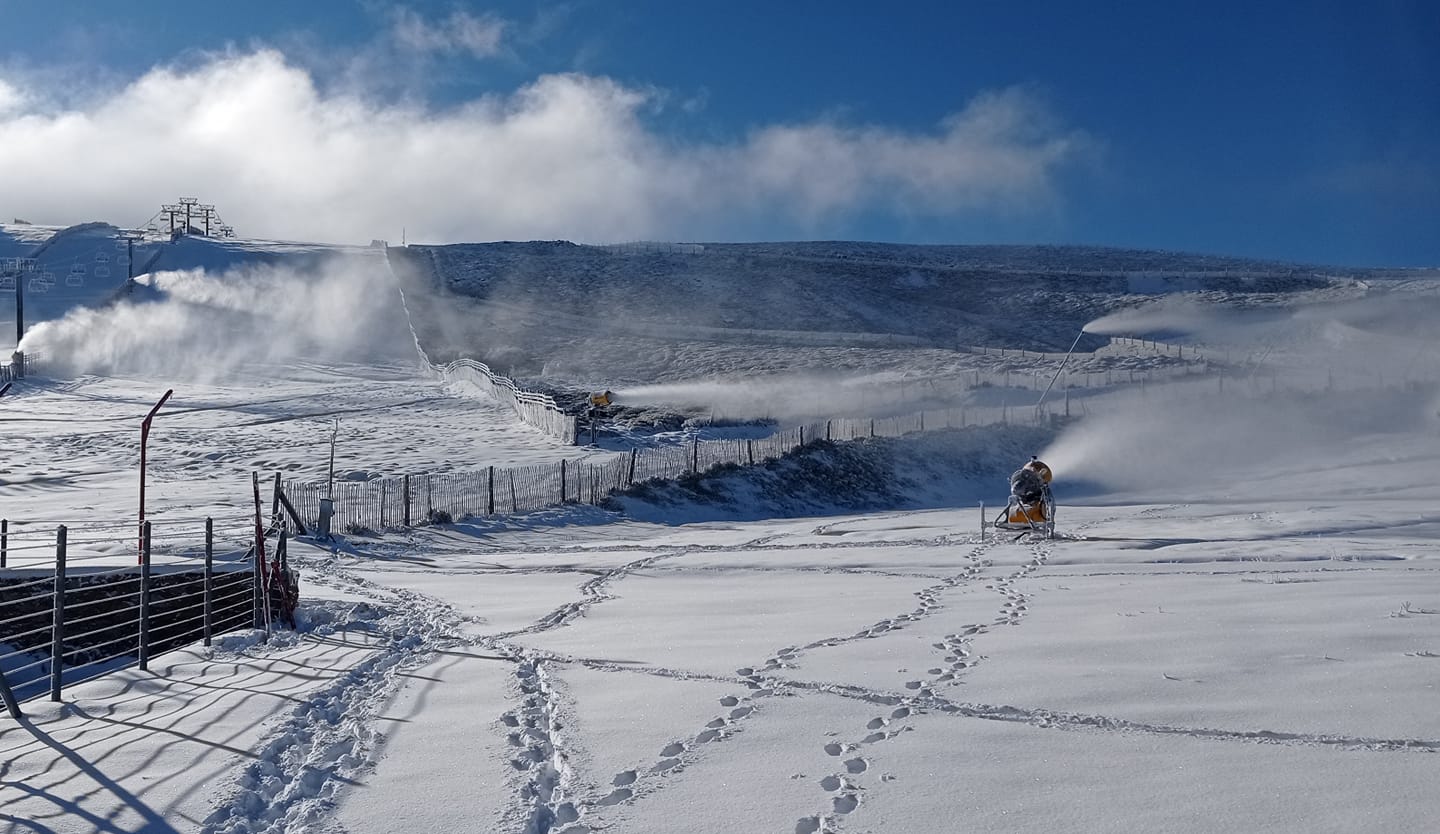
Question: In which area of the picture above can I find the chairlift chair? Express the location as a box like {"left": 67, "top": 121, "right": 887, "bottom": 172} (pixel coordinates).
{"left": 94, "top": 266, "right": 109, "bottom": 278}
{"left": 28, "top": 277, "right": 52, "bottom": 293}
{"left": 66, "top": 272, "right": 85, "bottom": 286}
{"left": 0, "top": 275, "right": 14, "bottom": 291}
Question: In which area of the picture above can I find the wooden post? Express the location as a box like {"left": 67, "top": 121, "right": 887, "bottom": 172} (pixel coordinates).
{"left": 826, "top": 420, "right": 832, "bottom": 441}
{"left": 691, "top": 439, "right": 699, "bottom": 473}
{"left": 1, "top": 518, "right": 6, "bottom": 568}
{"left": 204, "top": 518, "right": 214, "bottom": 647}
{"left": 799, "top": 426, "right": 805, "bottom": 447}
{"left": 628, "top": 449, "right": 638, "bottom": 485}
{"left": 509, "top": 472, "right": 517, "bottom": 513}
{"left": 487, "top": 466, "right": 495, "bottom": 515}
{"left": 560, "top": 459, "right": 567, "bottom": 502}
{"left": 746, "top": 440, "right": 754, "bottom": 466}
{"left": 270, "top": 472, "right": 283, "bottom": 531}
{"left": 275, "top": 483, "right": 307, "bottom": 535}
{"left": 403, "top": 474, "right": 412, "bottom": 527}
{"left": 139, "top": 521, "right": 152, "bottom": 672}
{"left": 50, "top": 525, "right": 67, "bottom": 701}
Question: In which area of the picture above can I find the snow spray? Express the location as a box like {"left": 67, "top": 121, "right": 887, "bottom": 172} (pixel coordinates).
{"left": 18, "top": 255, "right": 413, "bottom": 381}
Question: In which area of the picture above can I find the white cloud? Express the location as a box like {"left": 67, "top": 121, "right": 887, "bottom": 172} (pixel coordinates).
{"left": 388, "top": 6, "right": 506, "bottom": 58}
{"left": 0, "top": 78, "right": 24, "bottom": 115}
{"left": 0, "top": 50, "right": 1089, "bottom": 243}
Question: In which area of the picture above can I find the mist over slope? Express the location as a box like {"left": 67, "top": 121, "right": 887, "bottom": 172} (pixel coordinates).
{"left": 385, "top": 240, "right": 1384, "bottom": 401}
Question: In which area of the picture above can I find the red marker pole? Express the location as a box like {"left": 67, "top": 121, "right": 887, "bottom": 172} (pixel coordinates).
{"left": 139, "top": 389, "right": 174, "bottom": 562}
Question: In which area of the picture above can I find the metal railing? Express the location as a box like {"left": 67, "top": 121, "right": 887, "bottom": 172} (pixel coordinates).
{"left": 0, "top": 518, "right": 258, "bottom": 717}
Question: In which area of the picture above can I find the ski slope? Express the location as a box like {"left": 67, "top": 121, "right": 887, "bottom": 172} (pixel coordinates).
{"left": 2, "top": 230, "right": 1439, "bottom": 833}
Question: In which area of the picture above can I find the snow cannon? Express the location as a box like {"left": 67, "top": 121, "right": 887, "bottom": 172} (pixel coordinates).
{"left": 983, "top": 456, "right": 1056, "bottom": 539}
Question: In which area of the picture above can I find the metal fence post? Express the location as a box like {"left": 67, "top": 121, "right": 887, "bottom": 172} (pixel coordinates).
{"left": 204, "top": 518, "right": 214, "bottom": 647}
{"left": 50, "top": 525, "right": 67, "bottom": 701}
{"left": 139, "top": 521, "right": 151, "bottom": 671}
{"left": 252, "top": 546, "right": 262, "bottom": 629}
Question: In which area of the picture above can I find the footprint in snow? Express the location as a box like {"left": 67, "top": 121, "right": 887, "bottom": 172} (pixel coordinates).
{"left": 844, "top": 757, "right": 868, "bottom": 774}
{"left": 612, "top": 770, "right": 637, "bottom": 787}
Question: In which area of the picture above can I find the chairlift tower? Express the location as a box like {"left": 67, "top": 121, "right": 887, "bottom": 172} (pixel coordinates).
{"left": 1, "top": 257, "right": 37, "bottom": 348}
{"left": 149, "top": 199, "right": 237, "bottom": 239}
{"left": 116, "top": 231, "right": 146, "bottom": 287}
{"left": 178, "top": 197, "right": 199, "bottom": 234}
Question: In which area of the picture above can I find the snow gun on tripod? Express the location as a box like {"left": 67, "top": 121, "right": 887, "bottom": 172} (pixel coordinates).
{"left": 982, "top": 456, "right": 1056, "bottom": 540}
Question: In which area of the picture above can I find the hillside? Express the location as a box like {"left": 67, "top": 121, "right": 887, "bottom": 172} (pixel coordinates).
{"left": 386, "top": 240, "right": 1366, "bottom": 396}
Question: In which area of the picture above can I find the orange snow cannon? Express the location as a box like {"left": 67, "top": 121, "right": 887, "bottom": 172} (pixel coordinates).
{"left": 984, "top": 456, "right": 1056, "bottom": 539}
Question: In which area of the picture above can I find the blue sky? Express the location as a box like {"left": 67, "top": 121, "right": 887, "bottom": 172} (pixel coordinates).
{"left": 0, "top": 1, "right": 1436, "bottom": 265}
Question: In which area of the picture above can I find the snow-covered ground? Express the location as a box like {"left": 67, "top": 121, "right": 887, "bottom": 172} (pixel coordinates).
{"left": 2, "top": 228, "right": 1439, "bottom": 833}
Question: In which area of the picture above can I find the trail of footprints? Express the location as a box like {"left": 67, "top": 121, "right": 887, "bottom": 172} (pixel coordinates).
{"left": 511, "top": 675, "right": 772, "bottom": 833}
{"left": 762, "top": 539, "right": 990, "bottom": 674}
{"left": 501, "top": 535, "right": 1051, "bottom": 833}
{"left": 798, "top": 539, "right": 1052, "bottom": 832}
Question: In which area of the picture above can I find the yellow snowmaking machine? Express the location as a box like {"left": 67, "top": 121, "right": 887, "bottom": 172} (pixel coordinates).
{"left": 983, "top": 456, "right": 1055, "bottom": 539}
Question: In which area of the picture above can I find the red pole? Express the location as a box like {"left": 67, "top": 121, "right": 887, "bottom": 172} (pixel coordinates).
{"left": 139, "top": 389, "right": 174, "bottom": 561}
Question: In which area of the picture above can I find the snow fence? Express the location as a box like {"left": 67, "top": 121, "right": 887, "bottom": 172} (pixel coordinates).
{"left": 281, "top": 402, "right": 1045, "bottom": 535}
{"left": 437, "top": 358, "right": 576, "bottom": 445}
